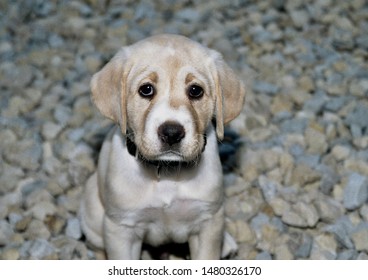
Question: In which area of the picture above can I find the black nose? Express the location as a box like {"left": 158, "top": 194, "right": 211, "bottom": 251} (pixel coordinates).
{"left": 158, "top": 122, "right": 185, "bottom": 146}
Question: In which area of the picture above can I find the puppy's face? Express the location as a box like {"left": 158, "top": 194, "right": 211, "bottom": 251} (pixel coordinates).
{"left": 91, "top": 35, "right": 245, "bottom": 162}
{"left": 126, "top": 42, "right": 216, "bottom": 161}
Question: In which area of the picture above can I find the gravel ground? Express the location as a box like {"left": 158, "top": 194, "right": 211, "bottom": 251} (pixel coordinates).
{"left": 1, "top": 0, "right": 368, "bottom": 260}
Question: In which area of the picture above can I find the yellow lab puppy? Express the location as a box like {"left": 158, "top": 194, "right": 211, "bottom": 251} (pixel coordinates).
{"left": 79, "top": 34, "right": 245, "bottom": 259}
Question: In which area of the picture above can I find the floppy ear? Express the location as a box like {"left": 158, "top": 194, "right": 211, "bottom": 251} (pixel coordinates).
{"left": 90, "top": 48, "right": 129, "bottom": 134}
{"left": 214, "top": 56, "right": 246, "bottom": 140}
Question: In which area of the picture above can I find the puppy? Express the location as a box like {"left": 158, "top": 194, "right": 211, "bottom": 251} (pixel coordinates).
{"left": 79, "top": 34, "right": 245, "bottom": 259}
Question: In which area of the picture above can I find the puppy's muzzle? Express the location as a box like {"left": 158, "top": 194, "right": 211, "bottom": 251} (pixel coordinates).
{"left": 158, "top": 121, "right": 185, "bottom": 146}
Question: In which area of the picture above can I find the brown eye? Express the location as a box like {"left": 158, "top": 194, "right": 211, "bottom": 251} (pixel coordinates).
{"left": 188, "top": 85, "right": 204, "bottom": 99}
{"left": 139, "top": 84, "right": 155, "bottom": 98}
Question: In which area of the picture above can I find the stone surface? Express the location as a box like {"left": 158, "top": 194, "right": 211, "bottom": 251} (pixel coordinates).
{"left": 343, "top": 173, "right": 368, "bottom": 210}
{"left": 65, "top": 217, "right": 82, "bottom": 240}
{"left": 350, "top": 223, "right": 368, "bottom": 252}
{"left": 310, "top": 234, "right": 338, "bottom": 260}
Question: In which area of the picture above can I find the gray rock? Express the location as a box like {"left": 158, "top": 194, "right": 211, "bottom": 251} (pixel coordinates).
{"left": 8, "top": 212, "right": 23, "bottom": 226}
{"left": 68, "top": 128, "right": 85, "bottom": 142}
{"left": 251, "top": 27, "right": 273, "bottom": 44}
{"left": 28, "top": 201, "right": 57, "bottom": 221}
{"left": 24, "top": 219, "right": 51, "bottom": 240}
{"left": 350, "top": 223, "right": 368, "bottom": 252}
{"left": 282, "top": 202, "right": 319, "bottom": 228}
{"left": 274, "top": 244, "right": 293, "bottom": 260}
{"left": 21, "top": 179, "right": 47, "bottom": 198}
{"left": 310, "top": 234, "right": 337, "bottom": 260}
{"left": 250, "top": 213, "right": 270, "bottom": 232}
{"left": 0, "top": 220, "right": 13, "bottom": 246}
{"left": 54, "top": 105, "right": 72, "bottom": 125}
{"left": 280, "top": 118, "right": 308, "bottom": 134}
{"left": 29, "top": 239, "right": 56, "bottom": 259}
{"left": 349, "top": 79, "right": 368, "bottom": 97}
{"left": 290, "top": 163, "right": 321, "bottom": 187}
{"left": 319, "top": 165, "right": 340, "bottom": 195}
{"left": 258, "top": 176, "right": 279, "bottom": 202}
{"left": 65, "top": 217, "right": 82, "bottom": 240}
{"left": 324, "top": 216, "right": 354, "bottom": 249}
{"left": 290, "top": 9, "right": 310, "bottom": 28}
{"left": 343, "top": 173, "right": 368, "bottom": 210}
{"left": 295, "top": 233, "right": 313, "bottom": 259}
{"left": 359, "top": 204, "right": 368, "bottom": 221}
{"left": 331, "top": 145, "right": 350, "bottom": 161}
{"left": 345, "top": 104, "right": 368, "bottom": 130}
{"left": 0, "top": 203, "right": 7, "bottom": 220}
{"left": 337, "top": 249, "right": 358, "bottom": 260}
{"left": 357, "top": 252, "right": 368, "bottom": 260}
{"left": 2, "top": 137, "right": 42, "bottom": 171}
{"left": 1, "top": 247, "right": 20, "bottom": 260}
{"left": 303, "top": 90, "right": 328, "bottom": 113}
{"left": 176, "top": 8, "right": 202, "bottom": 23}
{"left": 0, "top": 163, "right": 24, "bottom": 193}
{"left": 255, "top": 251, "right": 272, "bottom": 260}
{"left": 356, "top": 35, "right": 368, "bottom": 51}
{"left": 42, "top": 156, "right": 63, "bottom": 175}
{"left": 252, "top": 80, "right": 280, "bottom": 95}
{"left": 314, "top": 196, "right": 344, "bottom": 223}
{"left": 324, "top": 96, "right": 351, "bottom": 112}
{"left": 41, "top": 122, "right": 63, "bottom": 140}
{"left": 332, "top": 29, "right": 355, "bottom": 51}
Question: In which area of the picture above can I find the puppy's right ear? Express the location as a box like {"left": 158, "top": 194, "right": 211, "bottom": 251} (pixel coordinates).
{"left": 90, "top": 48, "right": 129, "bottom": 134}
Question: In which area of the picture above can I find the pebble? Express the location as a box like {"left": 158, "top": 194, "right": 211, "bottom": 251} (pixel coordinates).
{"left": 2, "top": 138, "right": 42, "bottom": 171}
{"left": 28, "top": 239, "right": 56, "bottom": 259}
{"left": 331, "top": 145, "right": 350, "bottom": 161}
{"left": 310, "top": 233, "right": 338, "bottom": 260}
{"left": 24, "top": 219, "right": 51, "bottom": 240}
{"left": 350, "top": 223, "right": 368, "bottom": 252}
{"left": 324, "top": 216, "right": 355, "bottom": 249}
{"left": 42, "top": 122, "right": 63, "bottom": 140}
{"left": 252, "top": 80, "right": 279, "bottom": 95}
{"left": 314, "top": 196, "right": 344, "bottom": 223}
{"left": 255, "top": 251, "right": 272, "bottom": 260}
{"left": 0, "top": 220, "right": 13, "bottom": 246}
{"left": 65, "top": 217, "right": 82, "bottom": 240}
{"left": 290, "top": 164, "right": 321, "bottom": 187}
{"left": 343, "top": 173, "right": 368, "bottom": 210}
{"left": 294, "top": 233, "right": 313, "bottom": 259}
{"left": 345, "top": 104, "right": 368, "bottom": 131}
{"left": 27, "top": 201, "right": 57, "bottom": 221}
{"left": 1, "top": 247, "right": 20, "bottom": 260}
{"left": 281, "top": 202, "right": 319, "bottom": 228}
{"left": 1, "top": 0, "right": 367, "bottom": 260}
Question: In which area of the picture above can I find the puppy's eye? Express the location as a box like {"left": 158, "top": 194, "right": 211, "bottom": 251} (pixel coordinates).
{"left": 138, "top": 84, "right": 155, "bottom": 98}
{"left": 188, "top": 85, "right": 204, "bottom": 99}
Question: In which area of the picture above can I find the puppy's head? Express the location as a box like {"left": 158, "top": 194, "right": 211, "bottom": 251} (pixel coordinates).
{"left": 91, "top": 34, "right": 245, "bottom": 162}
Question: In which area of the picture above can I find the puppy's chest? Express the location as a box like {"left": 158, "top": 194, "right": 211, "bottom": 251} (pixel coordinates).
{"left": 119, "top": 180, "right": 215, "bottom": 226}
{"left": 137, "top": 181, "right": 213, "bottom": 219}
{"left": 136, "top": 193, "right": 214, "bottom": 243}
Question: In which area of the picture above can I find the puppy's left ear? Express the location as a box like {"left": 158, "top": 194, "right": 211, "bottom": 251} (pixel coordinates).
{"left": 213, "top": 55, "right": 246, "bottom": 140}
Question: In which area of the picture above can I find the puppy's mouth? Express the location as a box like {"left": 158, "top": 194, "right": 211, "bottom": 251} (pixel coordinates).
{"left": 126, "top": 134, "right": 206, "bottom": 164}
{"left": 155, "top": 151, "right": 185, "bottom": 162}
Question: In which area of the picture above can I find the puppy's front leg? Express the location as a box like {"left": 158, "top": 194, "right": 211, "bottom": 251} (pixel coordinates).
{"left": 189, "top": 207, "right": 225, "bottom": 260}
{"left": 103, "top": 215, "right": 142, "bottom": 259}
